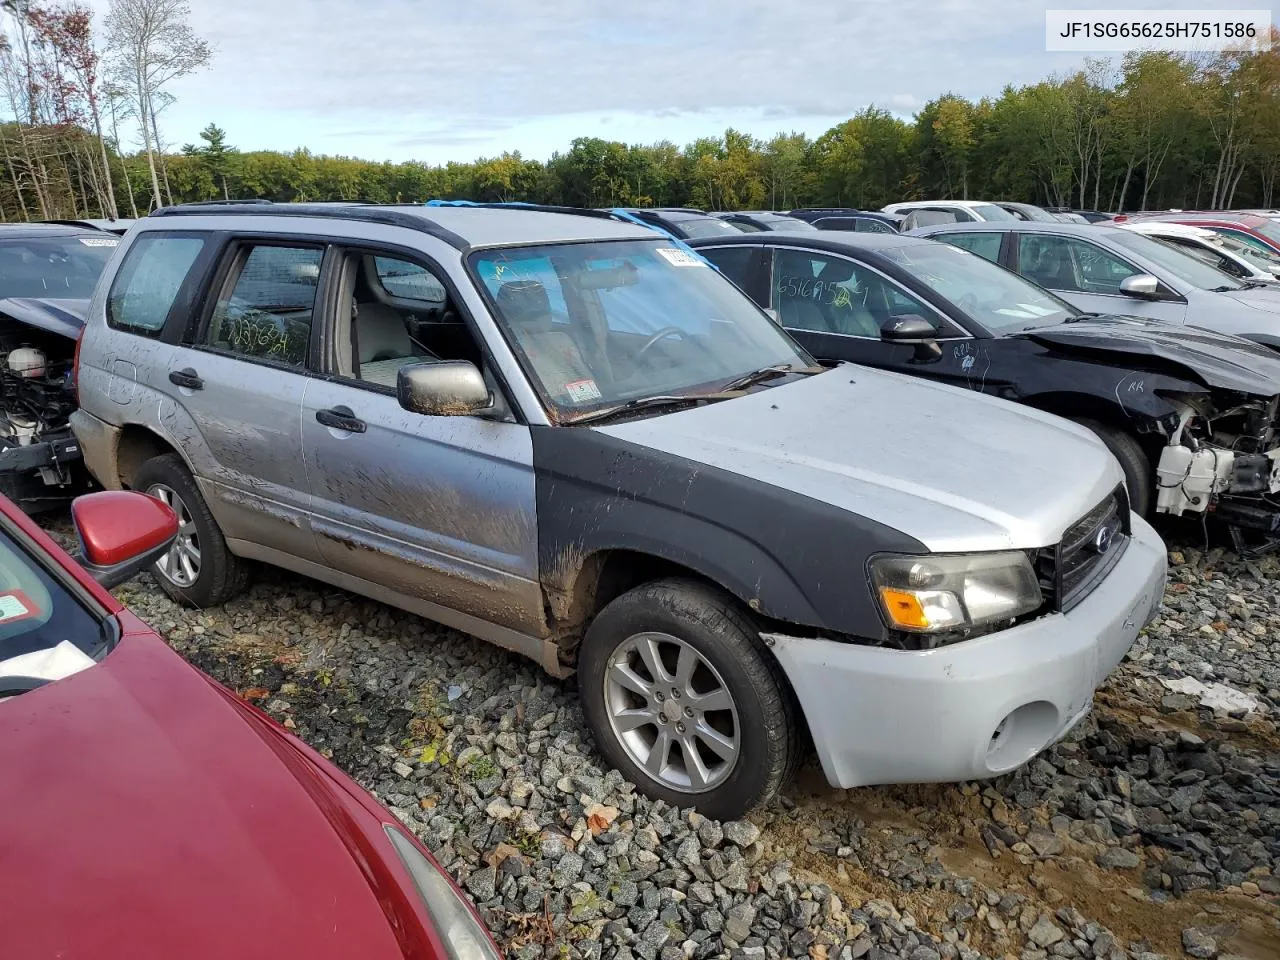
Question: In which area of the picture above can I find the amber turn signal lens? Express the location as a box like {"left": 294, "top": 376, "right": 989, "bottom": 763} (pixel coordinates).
{"left": 879, "top": 587, "right": 930, "bottom": 630}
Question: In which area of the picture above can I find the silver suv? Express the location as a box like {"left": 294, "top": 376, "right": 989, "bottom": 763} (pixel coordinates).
{"left": 70, "top": 202, "right": 1167, "bottom": 818}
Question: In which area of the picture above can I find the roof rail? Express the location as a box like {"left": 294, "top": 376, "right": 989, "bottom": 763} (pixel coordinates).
{"left": 36, "top": 219, "right": 116, "bottom": 232}
{"left": 424, "top": 199, "right": 620, "bottom": 222}
{"left": 149, "top": 202, "right": 469, "bottom": 249}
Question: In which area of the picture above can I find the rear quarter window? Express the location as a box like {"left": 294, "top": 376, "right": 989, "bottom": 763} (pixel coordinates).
{"left": 107, "top": 234, "right": 207, "bottom": 337}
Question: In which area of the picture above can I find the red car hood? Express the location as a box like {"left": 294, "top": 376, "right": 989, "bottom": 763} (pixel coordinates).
{"left": 0, "top": 630, "right": 417, "bottom": 960}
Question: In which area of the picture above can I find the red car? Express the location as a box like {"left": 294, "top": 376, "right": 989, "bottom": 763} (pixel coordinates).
{"left": 1112, "top": 211, "right": 1280, "bottom": 256}
{"left": 0, "top": 490, "right": 501, "bottom": 960}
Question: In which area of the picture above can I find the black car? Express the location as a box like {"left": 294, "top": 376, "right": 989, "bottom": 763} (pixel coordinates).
{"left": 713, "top": 211, "right": 818, "bottom": 233}
{"left": 1046, "top": 207, "right": 1114, "bottom": 223}
{"left": 607, "top": 208, "right": 743, "bottom": 240}
{"left": 688, "top": 230, "right": 1280, "bottom": 543}
{"left": 788, "top": 208, "right": 901, "bottom": 233}
{"left": 0, "top": 224, "right": 120, "bottom": 509}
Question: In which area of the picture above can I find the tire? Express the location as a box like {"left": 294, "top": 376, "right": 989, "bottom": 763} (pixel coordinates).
{"left": 1073, "top": 418, "right": 1152, "bottom": 516}
{"left": 577, "top": 578, "right": 799, "bottom": 820}
{"left": 133, "top": 453, "right": 249, "bottom": 608}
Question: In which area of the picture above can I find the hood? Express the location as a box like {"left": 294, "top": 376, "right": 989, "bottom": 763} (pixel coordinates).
{"left": 0, "top": 635, "right": 414, "bottom": 960}
{"left": 0, "top": 297, "right": 88, "bottom": 339}
{"left": 599, "top": 366, "right": 1122, "bottom": 552}
{"left": 1021, "top": 314, "right": 1280, "bottom": 394}
{"left": 1220, "top": 285, "right": 1280, "bottom": 316}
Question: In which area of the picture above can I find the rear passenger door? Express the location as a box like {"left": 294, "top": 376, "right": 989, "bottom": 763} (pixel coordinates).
{"left": 159, "top": 238, "right": 325, "bottom": 562}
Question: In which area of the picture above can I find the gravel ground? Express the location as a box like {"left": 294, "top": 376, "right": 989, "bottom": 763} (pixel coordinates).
{"left": 61, "top": 520, "right": 1280, "bottom": 960}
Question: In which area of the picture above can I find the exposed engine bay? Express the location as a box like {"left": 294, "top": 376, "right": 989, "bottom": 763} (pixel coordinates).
{"left": 1155, "top": 392, "right": 1280, "bottom": 537}
{"left": 0, "top": 325, "right": 84, "bottom": 510}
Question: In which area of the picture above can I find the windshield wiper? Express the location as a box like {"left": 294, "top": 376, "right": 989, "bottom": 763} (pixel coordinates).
{"left": 1210, "top": 284, "right": 1243, "bottom": 293}
{"left": 1238, "top": 280, "right": 1270, "bottom": 290}
{"left": 719, "top": 363, "right": 794, "bottom": 392}
{"left": 568, "top": 394, "right": 709, "bottom": 427}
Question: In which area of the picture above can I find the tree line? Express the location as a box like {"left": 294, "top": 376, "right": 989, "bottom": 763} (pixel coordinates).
{"left": 1, "top": 3, "right": 1278, "bottom": 221}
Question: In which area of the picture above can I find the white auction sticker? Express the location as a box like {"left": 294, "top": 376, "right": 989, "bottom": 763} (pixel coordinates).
{"left": 0, "top": 590, "right": 38, "bottom": 624}
{"left": 564, "top": 379, "right": 603, "bottom": 403}
{"left": 78, "top": 237, "right": 120, "bottom": 247}
{"left": 1046, "top": 10, "right": 1271, "bottom": 52}
{"left": 655, "top": 247, "right": 705, "bottom": 267}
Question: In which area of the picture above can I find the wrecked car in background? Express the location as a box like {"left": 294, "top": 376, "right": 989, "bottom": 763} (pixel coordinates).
{"left": 690, "top": 230, "right": 1280, "bottom": 548}
{"left": 70, "top": 201, "right": 1166, "bottom": 819}
{"left": 0, "top": 224, "right": 119, "bottom": 510}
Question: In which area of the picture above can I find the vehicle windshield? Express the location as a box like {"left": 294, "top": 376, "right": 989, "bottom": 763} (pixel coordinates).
{"left": 675, "top": 217, "right": 743, "bottom": 239}
{"left": 1216, "top": 233, "right": 1280, "bottom": 270}
{"left": 0, "top": 520, "right": 105, "bottom": 701}
{"left": 1253, "top": 220, "right": 1280, "bottom": 247}
{"left": 972, "top": 204, "right": 1018, "bottom": 222}
{"left": 0, "top": 235, "right": 119, "bottom": 299}
{"left": 471, "top": 239, "right": 811, "bottom": 419}
{"left": 760, "top": 215, "right": 817, "bottom": 231}
{"left": 1007, "top": 204, "right": 1057, "bottom": 223}
{"left": 882, "top": 241, "right": 1078, "bottom": 332}
{"left": 1108, "top": 230, "right": 1245, "bottom": 290}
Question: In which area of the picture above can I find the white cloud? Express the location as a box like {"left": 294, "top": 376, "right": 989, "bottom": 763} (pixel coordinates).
{"left": 80, "top": 0, "right": 1139, "bottom": 160}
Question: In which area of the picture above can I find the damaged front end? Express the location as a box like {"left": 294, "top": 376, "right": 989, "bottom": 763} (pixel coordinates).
{"left": 1155, "top": 390, "right": 1280, "bottom": 542}
{"left": 0, "top": 301, "right": 89, "bottom": 511}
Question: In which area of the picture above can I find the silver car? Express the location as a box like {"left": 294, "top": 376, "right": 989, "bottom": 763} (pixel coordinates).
{"left": 911, "top": 220, "right": 1280, "bottom": 349}
{"left": 70, "top": 202, "right": 1166, "bottom": 818}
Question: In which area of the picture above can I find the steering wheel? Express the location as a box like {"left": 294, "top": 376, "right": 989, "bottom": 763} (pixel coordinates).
{"left": 637, "top": 326, "right": 688, "bottom": 359}
{"left": 0, "top": 675, "right": 52, "bottom": 699}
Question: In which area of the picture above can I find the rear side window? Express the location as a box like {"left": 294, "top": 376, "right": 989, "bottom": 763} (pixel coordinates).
{"left": 943, "top": 232, "right": 1003, "bottom": 263}
{"left": 107, "top": 234, "right": 206, "bottom": 337}
{"left": 202, "top": 244, "right": 322, "bottom": 368}
{"left": 374, "top": 257, "right": 447, "bottom": 302}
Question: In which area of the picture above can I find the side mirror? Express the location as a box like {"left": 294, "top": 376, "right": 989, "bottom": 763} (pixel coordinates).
{"left": 881, "top": 315, "right": 942, "bottom": 362}
{"left": 397, "top": 360, "right": 493, "bottom": 417}
{"left": 1119, "top": 274, "right": 1160, "bottom": 299}
{"left": 71, "top": 491, "right": 178, "bottom": 589}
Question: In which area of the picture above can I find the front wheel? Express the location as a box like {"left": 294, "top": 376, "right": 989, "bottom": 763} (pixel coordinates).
{"left": 577, "top": 579, "right": 799, "bottom": 820}
{"left": 1073, "top": 418, "right": 1152, "bottom": 516}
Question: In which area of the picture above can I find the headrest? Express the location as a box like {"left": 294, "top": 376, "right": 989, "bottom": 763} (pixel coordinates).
{"left": 497, "top": 280, "right": 553, "bottom": 330}
{"left": 817, "top": 259, "right": 855, "bottom": 283}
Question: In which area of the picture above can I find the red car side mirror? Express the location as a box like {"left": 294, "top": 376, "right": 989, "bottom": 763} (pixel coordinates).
{"left": 71, "top": 491, "right": 179, "bottom": 590}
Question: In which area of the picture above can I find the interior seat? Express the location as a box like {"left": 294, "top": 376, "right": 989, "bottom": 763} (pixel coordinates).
{"left": 495, "top": 280, "right": 595, "bottom": 402}
{"left": 355, "top": 300, "right": 436, "bottom": 386}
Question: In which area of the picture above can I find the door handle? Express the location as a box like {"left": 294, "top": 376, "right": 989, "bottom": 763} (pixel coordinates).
{"left": 168, "top": 368, "right": 203, "bottom": 390}
{"left": 315, "top": 405, "right": 366, "bottom": 434}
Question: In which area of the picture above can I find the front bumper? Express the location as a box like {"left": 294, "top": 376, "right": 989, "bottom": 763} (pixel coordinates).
{"left": 765, "top": 514, "right": 1167, "bottom": 789}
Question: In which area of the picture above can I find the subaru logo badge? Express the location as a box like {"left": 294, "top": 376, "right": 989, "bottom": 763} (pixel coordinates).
{"left": 1093, "top": 523, "right": 1114, "bottom": 555}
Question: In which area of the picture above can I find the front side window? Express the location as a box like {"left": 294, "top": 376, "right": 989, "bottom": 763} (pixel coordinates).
{"left": 880, "top": 241, "right": 1076, "bottom": 333}
{"left": 772, "top": 248, "right": 937, "bottom": 339}
{"left": 203, "top": 244, "right": 322, "bottom": 367}
{"left": 1017, "top": 234, "right": 1140, "bottom": 294}
{"left": 107, "top": 234, "right": 205, "bottom": 337}
{"left": 698, "top": 247, "right": 755, "bottom": 291}
{"left": 471, "top": 240, "right": 807, "bottom": 416}
{"left": 374, "top": 257, "right": 447, "bottom": 302}
{"left": 941, "top": 231, "right": 1003, "bottom": 263}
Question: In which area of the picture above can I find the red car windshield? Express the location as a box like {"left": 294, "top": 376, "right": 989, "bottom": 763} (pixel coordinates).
{"left": 0, "top": 523, "right": 104, "bottom": 697}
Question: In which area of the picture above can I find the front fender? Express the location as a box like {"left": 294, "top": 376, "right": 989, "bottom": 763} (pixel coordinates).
{"left": 531, "top": 426, "right": 923, "bottom": 640}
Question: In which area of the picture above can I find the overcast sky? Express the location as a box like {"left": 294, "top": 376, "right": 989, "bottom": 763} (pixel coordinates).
{"left": 79, "top": 0, "right": 1191, "bottom": 164}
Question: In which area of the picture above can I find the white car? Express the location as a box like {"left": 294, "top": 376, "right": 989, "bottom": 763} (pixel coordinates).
{"left": 1120, "top": 220, "right": 1280, "bottom": 283}
{"left": 882, "top": 200, "right": 1019, "bottom": 231}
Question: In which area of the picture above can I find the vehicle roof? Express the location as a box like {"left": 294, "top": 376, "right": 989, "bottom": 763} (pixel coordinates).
{"left": 1130, "top": 211, "right": 1270, "bottom": 228}
{"left": 147, "top": 202, "right": 657, "bottom": 248}
{"left": 0, "top": 223, "right": 107, "bottom": 240}
{"left": 686, "top": 230, "right": 925, "bottom": 255}
{"left": 885, "top": 200, "right": 996, "bottom": 211}
{"left": 1121, "top": 221, "right": 1215, "bottom": 239}
{"left": 913, "top": 220, "right": 1122, "bottom": 238}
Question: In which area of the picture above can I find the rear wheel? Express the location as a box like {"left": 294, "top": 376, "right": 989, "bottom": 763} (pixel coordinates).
{"left": 134, "top": 453, "right": 248, "bottom": 607}
{"left": 1073, "top": 418, "right": 1151, "bottom": 516}
{"left": 577, "top": 578, "right": 799, "bottom": 820}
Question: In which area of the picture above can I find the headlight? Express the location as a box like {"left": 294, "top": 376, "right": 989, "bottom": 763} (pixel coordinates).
{"left": 871, "top": 551, "right": 1042, "bottom": 634}
{"left": 384, "top": 826, "right": 503, "bottom": 960}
